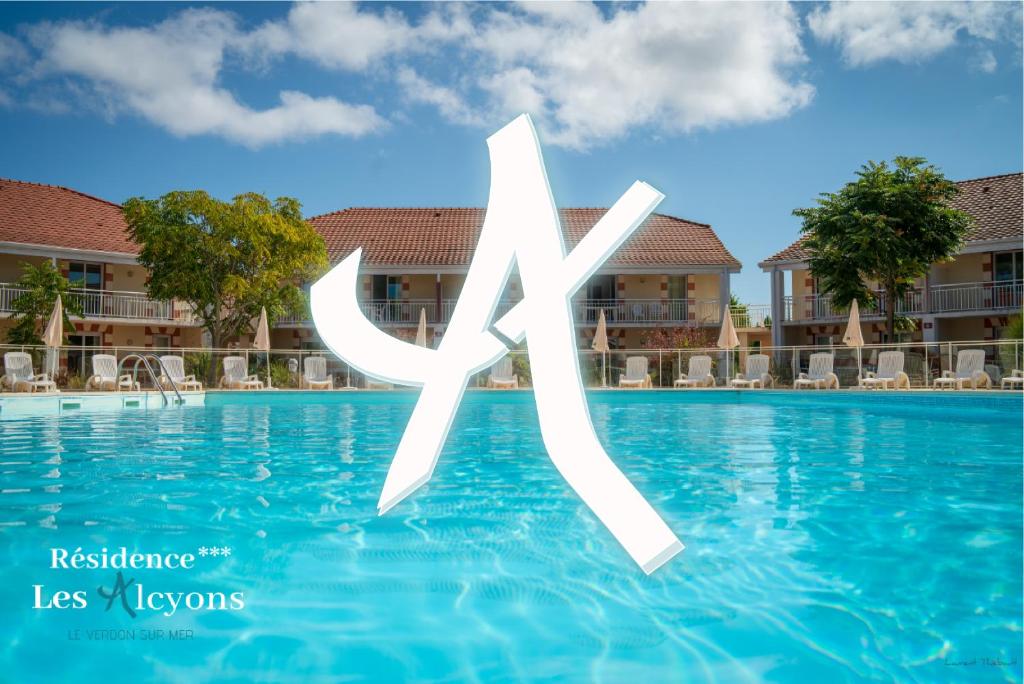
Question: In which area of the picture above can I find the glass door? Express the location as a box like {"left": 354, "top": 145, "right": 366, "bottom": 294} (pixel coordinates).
{"left": 66, "top": 333, "right": 100, "bottom": 379}
{"left": 993, "top": 251, "right": 1023, "bottom": 308}
{"left": 68, "top": 262, "right": 103, "bottom": 316}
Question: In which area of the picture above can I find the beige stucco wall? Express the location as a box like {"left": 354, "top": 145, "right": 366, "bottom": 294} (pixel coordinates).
{"left": 405, "top": 275, "right": 435, "bottom": 300}
{"left": 0, "top": 254, "right": 45, "bottom": 283}
{"left": 937, "top": 316, "right": 986, "bottom": 341}
{"left": 441, "top": 274, "right": 466, "bottom": 300}
{"left": 107, "top": 325, "right": 147, "bottom": 348}
{"left": 790, "top": 269, "right": 811, "bottom": 300}
{"left": 931, "top": 252, "right": 984, "bottom": 285}
{"left": 106, "top": 262, "right": 149, "bottom": 292}
{"left": 690, "top": 274, "right": 720, "bottom": 301}
{"left": 620, "top": 275, "right": 662, "bottom": 300}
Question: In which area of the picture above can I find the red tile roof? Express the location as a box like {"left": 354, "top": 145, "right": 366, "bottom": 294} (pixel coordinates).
{"left": 761, "top": 173, "right": 1023, "bottom": 266}
{"left": 0, "top": 179, "right": 741, "bottom": 269}
{"left": 0, "top": 178, "right": 137, "bottom": 254}
{"left": 309, "top": 207, "right": 740, "bottom": 268}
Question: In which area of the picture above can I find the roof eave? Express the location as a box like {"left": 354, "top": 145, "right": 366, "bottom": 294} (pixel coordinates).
{"left": 0, "top": 241, "right": 138, "bottom": 265}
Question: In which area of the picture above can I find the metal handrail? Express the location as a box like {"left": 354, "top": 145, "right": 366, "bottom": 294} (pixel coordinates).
{"left": 115, "top": 354, "right": 183, "bottom": 406}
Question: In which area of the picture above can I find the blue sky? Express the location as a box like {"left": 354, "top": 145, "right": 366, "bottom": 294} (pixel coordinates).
{"left": 0, "top": 2, "right": 1020, "bottom": 303}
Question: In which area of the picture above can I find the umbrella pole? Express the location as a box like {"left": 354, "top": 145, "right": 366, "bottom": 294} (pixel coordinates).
{"left": 266, "top": 351, "right": 272, "bottom": 389}
{"left": 857, "top": 349, "right": 862, "bottom": 387}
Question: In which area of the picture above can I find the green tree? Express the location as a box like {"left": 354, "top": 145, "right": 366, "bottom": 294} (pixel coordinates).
{"left": 729, "top": 293, "right": 749, "bottom": 328}
{"left": 123, "top": 191, "right": 328, "bottom": 361}
{"left": 794, "top": 157, "right": 973, "bottom": 341}
{"left": 5, "top": 261, "right": 82, "bottom": 345}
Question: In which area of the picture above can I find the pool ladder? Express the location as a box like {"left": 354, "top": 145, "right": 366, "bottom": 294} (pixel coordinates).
{"left": 116, "top": 354, "right": 184, "bottom": 407}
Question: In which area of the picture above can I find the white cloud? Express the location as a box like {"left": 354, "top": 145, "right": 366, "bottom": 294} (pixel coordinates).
{"left": 244, "top": 2, "right": 415, "bottom": 71}
{"left": 808, "top": 1, "right": 1021, "bottom": 68}
{"left": 396, "top": 67, "right": 482, "bottom": 126}
{"left": 21, "top": 8, "right": 384, "bottom": 147}
{"left": 0, "top": 32, "right": 28, "bottom": 68}
{"left": 453, "top": 2, "right": 815, "bottom": 149}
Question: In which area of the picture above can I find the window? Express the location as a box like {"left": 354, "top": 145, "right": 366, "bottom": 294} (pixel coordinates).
{"left": 667, "top": 275, "right": 687, "bottom": 300}
{"left": 152, "top": 334, "right": 172, "bottom": 350}
{"left": 66, "top": 334, "right": 100, "bottom": 378}
{"left": 751, "top": 340, "right": 761, "bottom": 351}
{"left": 586, "top": 275, "right": 616, "bottom": 301}
{"left": 371, "top": 275, "right": 401, "bottom": 301}
{"left": 68, "top": 262, "right": 103, "bottom": 315}
{"left": 814, "top": 334, "right": 834, "bottom": 346}
{"left": 993, "top": 251, "right": 1023, "bottom": 308}
{"left": 994, "top": 251, "right": 1023, "bottom": 282}
{"left": 68, "top": 262, "right": 103, "bottom": 289}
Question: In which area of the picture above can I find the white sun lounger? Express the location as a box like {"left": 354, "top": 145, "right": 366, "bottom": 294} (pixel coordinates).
{"left": 301, "top": 356, "right": 333, "bottom": 390}
{"left": 220, "top": 356, "right": 264, "bottom": 390}
{"left": 2, "top": 351, "right": 57, "bottom": 392}
{"left": 860, "top": 351, "right": 910, "bottom": 390}
{"left": 674, "top": 355, "right": 714, "bottom": 388}
{"left": 1001, "top": 370, "right": 1023, "bottom": 390}
{"left": 158, "top": 355, "right": 202, "bottom": 391}
{"left": 486, "top": 357, "right": 519, "bottom": 388}
{"left": 933, "top": 349, "right": 991, "bottom": 390}
{"left": 730, "top": 354, "right": 773, "bottom": 388}
{"left": 793, "top": 352, "right": 839, "bottom": 389}
{"left": 619, "top": 356, "right": 652, "bottom": 388}
{"left": 86, "top": 354, "right": 139, "bottom": 391}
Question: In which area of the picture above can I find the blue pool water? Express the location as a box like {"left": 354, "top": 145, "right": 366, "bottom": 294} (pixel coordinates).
{"left": 0, "top": 391, "right": 1020, "bottom": 683}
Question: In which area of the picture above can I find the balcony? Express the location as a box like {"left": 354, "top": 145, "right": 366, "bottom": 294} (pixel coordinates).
{"left": 278, "top": 298, "right": 726, "bottom": 327}
{"left": 930, "top": 280, "right": 1022, "bottom": 313}
{"left": 0, "top": 284, "right": 196, "bottom": 325}
{"left": 730, "top": 304, "right": 771, "bottom": 329}
{"left": 780, "top": 280, "right": 1021, "bottom": 322}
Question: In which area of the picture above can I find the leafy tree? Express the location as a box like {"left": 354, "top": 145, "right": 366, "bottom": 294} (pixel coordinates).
{"left": 729, "top": 293, "right": 749, "bottom": 328}
{"left": 6, "top": 261, "right": 82, "bottom": 345}
{"left": 794, "top": 157, "right": 973, "bottom": 340}
{"left": 123, "top": 191, "right": 328, "bottom": 365}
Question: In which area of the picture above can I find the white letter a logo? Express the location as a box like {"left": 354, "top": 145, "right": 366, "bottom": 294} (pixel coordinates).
{"left": 312, "top": 115, "right": 683, "bottom": 573}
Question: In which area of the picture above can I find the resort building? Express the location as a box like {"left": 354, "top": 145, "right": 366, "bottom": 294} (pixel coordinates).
{"left": 0, "top": 179, "right": 744, "bottom": 357}
{"left": 0, "top": 179, "right": 204, "bottom": 374}
{"left": 759, "top": 173, "right": 1023, "bottom": 347}
{"left": 284, "top": 207, "right": 743, "bottom": 350}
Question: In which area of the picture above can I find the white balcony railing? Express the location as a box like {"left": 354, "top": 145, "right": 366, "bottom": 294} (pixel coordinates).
{"left": 283, "top": 298, "right": 725, "bottom": 327}
{"left": 780, "top": 280, "right": 1022, "bottom": 322}
{"left": 730, "top": 304, "right": 772, "bottom": 328}
{"left": 930, "top": 280, "right": 1022, "bottom": 313}
{"left": 575, "top": 299, "right": 720, "bottom": 325}
{"left": 0, "top": 284, "right": 195, "bottom": 324}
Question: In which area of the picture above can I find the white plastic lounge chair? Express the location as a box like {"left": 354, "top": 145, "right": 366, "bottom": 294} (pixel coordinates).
{"left": 158, "top": 355, "right": 202, "bottom": 391}
{"left": 1001, "top": 370, "right": 1023, "bottom": 390}
{"left": 933, "top": 349, "right": 991, "bottom": 390}
{"left": 486, "top": 357, "right": 519, "bottom": 389}
{"left": 674, "top": 355, "right": 714, "bottom": 388}
{"left": 730, "top": 354, "right": 773, "bottom": 388}
{"left": 2, "top": 351, "right": 57, "bottom": 393}
{"left": 860, "top": 351, "right": 910, "bottom": 390}
{"left": 220, "top": 356, "right": 264, "bottom": 390}
{"left": 86, "top": 354, "right": 139, "bottom": 391}
{"left": 793, "top": 352, "right": 840, "bottom": 389}
{"left": 619, "top": 356, "right": 652, "bottom": 388}
{"left": 301, "top": 356, "right": 333, "bottom": 390}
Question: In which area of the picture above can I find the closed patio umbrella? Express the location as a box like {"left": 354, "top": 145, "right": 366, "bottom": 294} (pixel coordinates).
{"left": 843, "top": 299, "right": 865, "bottom": 383}
{"left": 415, "top": 308, "right": 428, "bottom": 347}
{"left": 592, "top": 309, "right": 609, "bottom": 387}
{"left": 717, "top": 306, "right": 740, "bottom": 384}
{"left": 42, "top": 294, "right": 63, "bottom": 377}
{"left": 254, "top": 306, "right": 272, "bottom": 388}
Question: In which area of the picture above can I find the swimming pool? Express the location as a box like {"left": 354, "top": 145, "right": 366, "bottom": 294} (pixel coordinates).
{"left": 0, "top": 391, "right": 1020, "bottom": 683}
